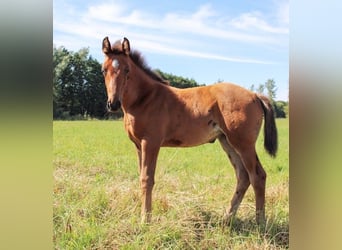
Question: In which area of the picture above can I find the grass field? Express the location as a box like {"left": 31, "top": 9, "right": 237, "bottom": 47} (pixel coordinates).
{"left": 53, "top": 119, "right": 288, "bottom": 249}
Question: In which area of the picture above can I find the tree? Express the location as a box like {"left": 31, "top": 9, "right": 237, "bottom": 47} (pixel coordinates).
{"left": 273, "top": 101, "right": 287, "bottom": 118}
{"left": 155, "top": 69, "right": 204, "bottom": 88}
{"left": 249, "top": 84, "right": 255, "bottom": 92}
{"left": 53, "top": 46, "right": 75, "bottom": 118}
{"left": 251, "top": 79, "right": 288, "bottom": 118}
{"left": 265, "top": 78, "right": 277, "bottom": 101}
{"left": 215, "top": 78, "right": 224, "bottom": 84}
{"left": 83, "top": 56, "right": 108, "bottom": 118}
{"left": 53, "top": 46, "right": 107, "bottom": 119}
{"left": 257, "top": 83, "right": 265, "bottom": 95}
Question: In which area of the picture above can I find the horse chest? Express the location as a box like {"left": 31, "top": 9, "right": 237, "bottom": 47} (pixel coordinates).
{"left": 124, "top": 115, "right": 141, "bottom": 141}
{"left": 124, "top": 114, "right": 161, "bottom": 144}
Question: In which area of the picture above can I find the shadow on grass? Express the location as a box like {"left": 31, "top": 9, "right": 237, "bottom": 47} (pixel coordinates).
{"left": 187, "top": 207, "right": 289, "bottom": 249}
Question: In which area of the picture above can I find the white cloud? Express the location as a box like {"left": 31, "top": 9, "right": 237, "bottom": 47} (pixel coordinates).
{"left": 230, "top": 11, "right": 288, "bottom": 34}
{"left": 192, "top": 3, "right": 217, "bottom": 20}
{"left": 87, "top": 4, "right": 126, "bottom": 22}
{"left": 132, "top": 39, "right": 274, "bottom": 64}
{"left": 87, "top": 3, "right": 156, "bottom": 28}
{"left": 53, "top": 1, "right": 288, "bottom": 64}
{"left": 277, "top": 1, "right": 289, "bottom": 25}
{"left": 160, "top": 6, "right": 278, "bottom": 44}
{"left": 81, "top": 2, "right": 286, "bottom": 44}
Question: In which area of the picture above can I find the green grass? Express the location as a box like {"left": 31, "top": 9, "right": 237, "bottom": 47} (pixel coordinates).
{"left": 53, "top": 119, "right": 289, "bottom": 249}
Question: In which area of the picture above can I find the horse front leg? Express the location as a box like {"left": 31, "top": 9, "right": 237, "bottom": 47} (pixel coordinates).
{"left": 134, "top": 142, "right": 142, "bottom": 173}
{"left": 140, "top": 139, "right": 160, "bottom": 223}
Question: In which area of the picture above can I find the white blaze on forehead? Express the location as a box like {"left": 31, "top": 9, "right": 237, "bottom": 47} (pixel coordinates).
{"left": 112, "top": 59, "right": 119, "bottom": 69}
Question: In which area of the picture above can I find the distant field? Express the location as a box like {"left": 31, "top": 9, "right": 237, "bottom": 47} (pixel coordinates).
{"left": 53, "top": 119, "right": 288, "bottom": 249}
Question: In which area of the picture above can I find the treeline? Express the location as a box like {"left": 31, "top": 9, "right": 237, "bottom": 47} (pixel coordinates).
{"left": 53, "top": 46, "right": 205, "bottom": 120}
{"left": 155, "top": 70, "right": 205, "bottom": 88}
{"left": 53, "top": 47, "right": 107, "bottom": 119}
{"left": 53, "top": 46, "right": 288, "bottom": 120}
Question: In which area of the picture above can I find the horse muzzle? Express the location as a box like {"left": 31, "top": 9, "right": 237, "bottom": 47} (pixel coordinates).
{"left": 107, "top": 100, "right": 121, "bottom": 112}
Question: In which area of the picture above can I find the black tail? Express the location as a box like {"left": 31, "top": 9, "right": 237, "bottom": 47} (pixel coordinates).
{"left": 257, "top": 95, "right": 278, "bottom": 157}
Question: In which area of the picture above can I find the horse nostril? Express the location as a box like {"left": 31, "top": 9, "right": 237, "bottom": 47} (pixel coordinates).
{"left": 107, "top": 100, "right": 121, "bottom": 112}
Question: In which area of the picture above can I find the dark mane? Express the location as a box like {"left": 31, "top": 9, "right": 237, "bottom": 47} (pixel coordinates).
{"left": 111, "top": 40, "right": 168, "bottom": 85}
{"left": 130, "top": 50, "right": 169, "bottom": 85}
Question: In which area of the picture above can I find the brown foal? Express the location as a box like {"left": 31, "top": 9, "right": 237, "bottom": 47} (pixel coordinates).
{"left": 101, "top": 37, "right": 277, "bottom": 224}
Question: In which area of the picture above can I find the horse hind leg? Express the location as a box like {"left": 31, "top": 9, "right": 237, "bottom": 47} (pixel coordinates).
{"left": 238, "top": 148, "right": 267, "bottom": 224}
{"left": 218, "top": 135, "right": 250, "bottom": 224}
{"left": 253, "top": 155, "right": 267, "bottom": 224}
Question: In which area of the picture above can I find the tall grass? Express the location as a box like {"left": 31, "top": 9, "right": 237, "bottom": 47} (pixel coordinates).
{"left": 53, "top": 119, "right": 289, "bottom": 249}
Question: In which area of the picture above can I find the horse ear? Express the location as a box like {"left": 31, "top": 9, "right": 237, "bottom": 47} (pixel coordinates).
{"left": 102, "top": 37, "right": 112, "bottom": 54}
{"left": 122, "top": 37, "right": 130, "bottom": 55}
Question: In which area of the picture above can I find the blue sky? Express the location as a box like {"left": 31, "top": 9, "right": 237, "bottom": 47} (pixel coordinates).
{"left": 53, "top": 0, "right": 289, "bottom": 101}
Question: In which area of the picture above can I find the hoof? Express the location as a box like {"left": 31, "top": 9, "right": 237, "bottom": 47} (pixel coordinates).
{"left": 222, "top": 212, "right": 236, "bottom": 226}
{"left": 141, "top": 213, "right": 152, "bottom": 224}
{"left": 256, "top": 210, "right": 266, "bottom": 225}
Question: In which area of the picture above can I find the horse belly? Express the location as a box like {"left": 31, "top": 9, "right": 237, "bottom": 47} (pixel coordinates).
{"left": 163, "top": 121, "right": 222, "bottom": 147}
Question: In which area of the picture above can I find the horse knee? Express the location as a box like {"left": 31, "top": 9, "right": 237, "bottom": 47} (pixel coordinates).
{"left": 140, "top": 176, "right": 155, "bottom": 190}
{"left": 248, "top": 166, "right": 266, "bottom": 192}
{"left": 256, "top": 166, "right": 267, "bottom": 183}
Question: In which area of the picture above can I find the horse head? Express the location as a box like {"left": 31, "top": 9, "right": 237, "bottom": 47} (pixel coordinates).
{"left": 102, "top": 37, "right": 131, "bottom": 112}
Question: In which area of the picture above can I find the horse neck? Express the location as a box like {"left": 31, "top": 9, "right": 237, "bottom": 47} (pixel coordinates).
{"left": 121, "top": 63, "right": 160, "bottom": 112}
